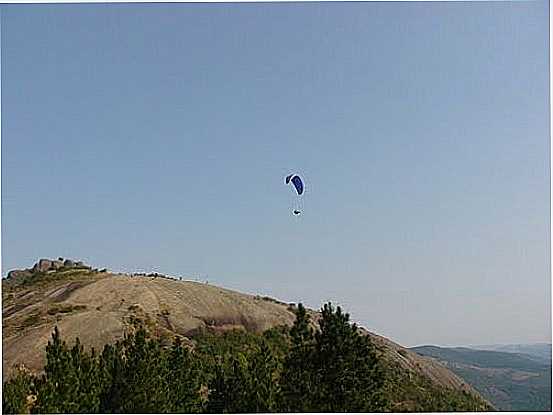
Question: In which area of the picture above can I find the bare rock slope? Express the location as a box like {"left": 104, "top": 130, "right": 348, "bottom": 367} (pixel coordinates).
{"left": 3, "top": 271, "right": 296, "bottom": 378}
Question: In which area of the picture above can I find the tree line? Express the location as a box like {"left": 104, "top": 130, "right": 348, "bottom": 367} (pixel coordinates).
{"left": 3, "top": 302, "right": 490, "bottom": 413}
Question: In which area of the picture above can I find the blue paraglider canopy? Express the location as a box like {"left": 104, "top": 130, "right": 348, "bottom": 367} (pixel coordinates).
{"left": 286, "top": 174, "right": 304, "bottom": 195}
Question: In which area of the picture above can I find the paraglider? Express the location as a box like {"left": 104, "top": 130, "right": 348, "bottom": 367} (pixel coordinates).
{"left": 286, "top": 174, "right": 304, "bottom": 215}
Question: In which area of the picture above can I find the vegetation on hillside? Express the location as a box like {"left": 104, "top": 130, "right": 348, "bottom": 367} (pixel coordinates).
{"left": 3, "top": 303, "right": 492, "bottom": 413}
{"left": 411, "top": 345, "right": 552, "bottom": 411}
{"left": 2, "top": 267, "right": 103, "bottom": 339}
{"left": 3, "top": 266, "right": 99, "bottom": 295}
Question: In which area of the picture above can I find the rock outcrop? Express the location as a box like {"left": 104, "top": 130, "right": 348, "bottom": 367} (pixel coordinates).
{"left": 6, "top": 258, "right": 91, "bottom": 282}
{"left": 33, "top": 259, "right": 53, "bottom": 273}
{"left": 52, "top": 260, "right": 64, "bottom": 270}
{"left": 6, "top": 269, "right": 32, "bottom": 280}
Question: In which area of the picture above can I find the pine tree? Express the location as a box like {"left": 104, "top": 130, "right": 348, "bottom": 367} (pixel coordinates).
{"left": 32, "top": 326, "right": 80, "bottom": 414}
{"left": 312, "top": 302, "right": 388, "bottom": 412}
{"left": 31, "top": 327, "right": 105, "bottom": 414}
{"left": 69, "top": 340, "right": 102, "bottom": 412}
{"left": 98, "top": 342, "right": 126, "bottom": 412}
{"left": 262, "top": 325, "right": 290, "bottom": 360}
{"left": 167, "top": 337, "right": 204, "bottom": 413}
{"left": 206, "top": 353, "right": 246, "bottom": 413}
{"left": 244, "top": 339, "right": 281, "bottom": 412}
{"left": 118, "top": 328, "right": 171, "bottom": 413}
{"left": 3, "top": 367, "right": 35, "bottom": 414}
{"left": 280, "top": 303, "right": 317, "bottom": 412}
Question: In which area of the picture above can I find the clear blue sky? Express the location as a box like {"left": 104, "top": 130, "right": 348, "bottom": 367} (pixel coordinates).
{"left": 1, "top": 2, "right": 550, "bottom": 347}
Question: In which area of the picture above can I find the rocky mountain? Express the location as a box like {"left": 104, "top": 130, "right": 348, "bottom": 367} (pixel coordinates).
{"left": 3, "top": 259, "right": 492, "bottom": 411}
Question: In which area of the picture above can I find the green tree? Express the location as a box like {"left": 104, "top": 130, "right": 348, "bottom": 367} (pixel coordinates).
{"left": 280, "top": 303, "right": 317, "bottom": 412}
{"left": 166, "top": 337, "right": 205, "bottom": 413}
{"left": 206, "top": 353, "right": 249, "bottom": 413}
{"left": 98, "top": 342, "right": 126, "bottom": 412}
{"left": 32, "top": 326, "right": 78, "bottom": 414}
{"left": 118, "top": 328, "right": 171, "bottom": 413}
{"left": 31, "top": 328, "right": 104, "bottom": 414}
{"left": 281, "top": 302, "right": 389, "bottom": 412}
{"left": 243, "top": 339, "right": 281, "bottom": 412}
{"left": 262, "top": 325, "right": 290, "bottom": 360}
{"left": 3, "top": 301, "right": 491, "bottom": 413}
{"left": 68, "top": 340, "right": 102, "bottom": 412}
{"left": 3, "top": 368, "right": 35, "bottom": 414}
{"left": 312, "top": 302, "right": 388, "bottom": 412}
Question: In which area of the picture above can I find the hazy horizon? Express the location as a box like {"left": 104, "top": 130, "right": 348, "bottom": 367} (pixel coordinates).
{"left": 2, "top": 2, "right": 550, "bottom": 347}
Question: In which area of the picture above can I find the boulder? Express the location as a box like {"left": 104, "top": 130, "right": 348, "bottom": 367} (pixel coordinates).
{"left": 33, "top": 259, "right": 53, "bottom": 273}
{"left": 63, "top": 259, "right": 75, "bottom": 267}
{"left": 52, "top": 260, "right": 64, "bottom": 269}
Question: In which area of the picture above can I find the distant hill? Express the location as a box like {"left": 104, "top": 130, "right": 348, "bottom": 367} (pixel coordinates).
{"left": 411, "top": 345, "right": 552, "bottom": 411}
{"left": 469, "top": 343, "right": 551, "bottom": 364}
{"left": 2, "top": 258, "right": 492, "bottom": 412}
